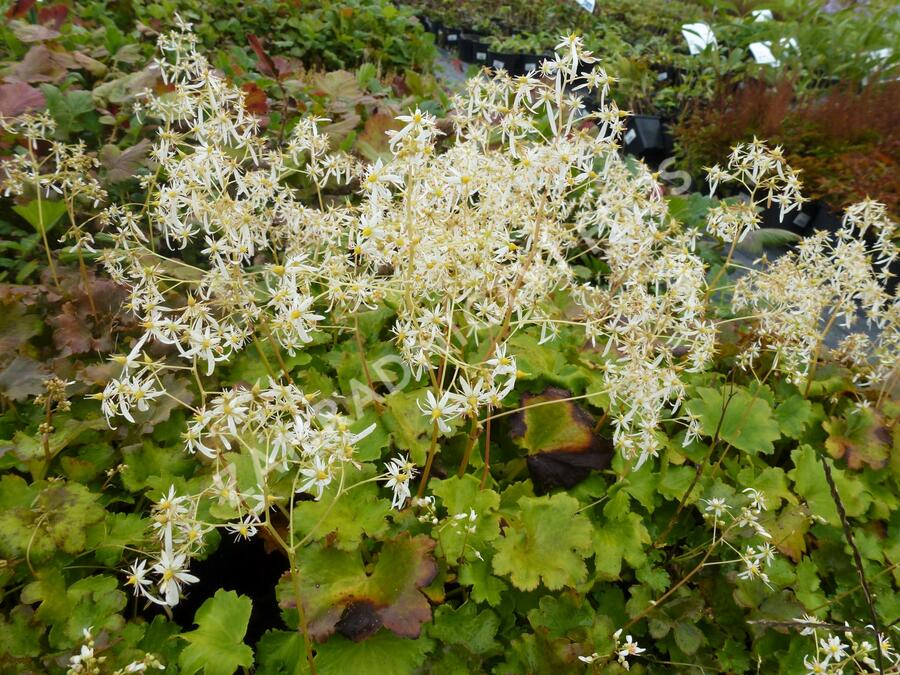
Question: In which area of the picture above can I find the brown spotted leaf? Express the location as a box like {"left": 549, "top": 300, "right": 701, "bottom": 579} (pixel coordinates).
{"left": 510, "top": 387, "right": 613, "bottom": 494}
{"left": 0, "top": 300, "right": 43, "bottom": 353}
{"left": 8, "top": 45, "right": 68, "bottom": 83}
{"left": 9, "top": 20, "right": 60, "bottom": 42}
{"left": 277, "top": 534, "right": 437, "bottom": 643}
{"left": 824, "top": 407, "right": 891, "bottom": 470}
{"left": 313, "top": 70, "right": 365, "bottom": 113}
{"left": 48, "top": 301, "right": 93, "bottom": 356}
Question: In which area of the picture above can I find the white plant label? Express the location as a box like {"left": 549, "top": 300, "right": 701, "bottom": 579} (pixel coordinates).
{"left": 749, "top": 42, "right": 778, "bottom": 66}
{"left": 682, "top": 22, "right": 716, "bottom": 55}
{"left": 524, "top": 62, "right": 537, "bottom": 72}
{"left": 780, "top": 37, "right": 799, "bottom": 53}
{"left": 794, "top": 212, "right": 811, "bottom": 228}
{"left": 576, "top": 0, "right": 596, "bottom": 12}
{"left": 493, "top": 59, "right": 505, "bottom": 70}
{"left": 476, "top": 51, "right": 486, "bottom": 61}
{"left": 447, "top": 33, "right": 458, "bottom": 42}
{"left": 624, "top": 129, "right": 637, "bottom": 145}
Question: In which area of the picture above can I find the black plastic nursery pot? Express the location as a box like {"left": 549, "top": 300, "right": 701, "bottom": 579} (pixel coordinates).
{"left": 488, "top": 50, "right": 523, "bottom": 75}
{"left": 759, "top": 201, "right": 819, "bottom": 236}
{"left": 623, "top": 115, "right": 667, "bottom": 157}
{"left": 519, "top": 53, "right": 548, "bottom": 75}
{"left": 809, "top": 202, "right": 843, "bottom": 234}
{"left": 439, "top": 26, "right": 462, "bottom": 49}
{"left": 653, "top": 65, "right": 683, "bottom": 86}
{"left": 472, "top": 40, "right": 491, "bottom": 66}
{"left": 457, "top": 33, "right": 488, "bottom": 63}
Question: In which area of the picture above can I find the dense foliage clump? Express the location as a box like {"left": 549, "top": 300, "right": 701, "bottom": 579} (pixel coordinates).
{"left": 0, "top": 6, "right": 897, "bottom": 675}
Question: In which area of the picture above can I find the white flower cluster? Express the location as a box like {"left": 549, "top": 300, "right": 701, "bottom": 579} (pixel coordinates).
{"left": 799, "top": 619, "right": 899, "bottom": 674}
{"left": 706, "top": 140, "right": 804, "bottom": 243}
{"left": 95, "top": 25, "right": 718, "bottom": 476}
{"left": 67, "top": 626, "right": 164, "bottom": 675}
{"left": 1, "top": 114, "right": 107, "bottom": 256}
{"left": 579, "top": 629, "right": 645, "bottom": 670}
{"left": 702, "top": 488, "right": 777, "bottom": 586}
{"left": 733, "top": 198, "right": 898, "bottom": 387}
{"left": 122, "top": 377, "right": 375, "bottom": 606}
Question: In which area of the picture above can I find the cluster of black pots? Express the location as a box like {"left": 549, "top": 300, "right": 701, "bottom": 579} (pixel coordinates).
{"left": 417, "top": 15, "right": 548, "bottom": 76}
{"left": 622, "top": 114, "right": 676, "bottom": 163}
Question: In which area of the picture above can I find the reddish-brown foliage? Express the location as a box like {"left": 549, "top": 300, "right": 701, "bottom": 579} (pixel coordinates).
{"left": 676, "top": 79, "right": 900, "bottom": 215}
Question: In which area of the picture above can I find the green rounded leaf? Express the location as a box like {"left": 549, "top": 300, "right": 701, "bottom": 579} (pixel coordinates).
{"left": 179, "top": 590, "right": 254, "bottom": 675}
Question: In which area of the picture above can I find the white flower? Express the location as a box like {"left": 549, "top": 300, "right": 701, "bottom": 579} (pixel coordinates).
{"left": 486, "top": 345, "right": 517, "bottom": 377}
{"left": 703, "top": 497, "right": 729, "bottom": 519}
{"left": 614, "top": 630, "right": 645, "bottom": 670}
{"left": 389, "top": 108, "right": 434, "bottom": 149}
{"left": 226, "top": 515, "right": 260, "bottom": 541}
{"left": 451, "top": 378, "right": 487, "bottom": 417}
{"left": 384, "top": 454, "right": 417, "bottom": 509}
{"left": 362, "top": 158, "right": 402, "bottom": 191}
{"left": 798, "top": 614, "right": 824, "bottom": 636}
{"left": 278, "top": 295, "right": 323, "bottom": 345}
{"left": 804, "top": 654, "right": 829, "bottom": 674}
{"left": 743, "top": 487, "right": 766, "bottom": 512}
{"left": 182, "top": 324, "right": 227, "bottom": 375}
{"left": 754, "top": 542, "right": 776, "bottom": 567}
{"left": 819, "top": 634, "right": 848, "bottom": 663}
{"left": 211, "top": 390, "right": 251, "bottom": 437}
{"left": 151, "top": 486, "right": 188, "bottom": 551}
{"left": 417, "top": 390, "right": 462, "bottom": 434}
{"left": 123, "top": 559, "right": 162, "bottom": 604}
{"left": 151, "top": 550, "right": 198, "bottom": 606}
{"left": 298, "top": 455, "right": 333, "bottom": 499}
{"left": 737, "top": 554, "right": 770, "bottom": 585}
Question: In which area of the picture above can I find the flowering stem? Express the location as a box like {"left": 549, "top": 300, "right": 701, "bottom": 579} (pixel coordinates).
{"left": 67, "top": 201, "right": 99, "bottom": 318}
{"left": 803, "top": 312, "right": 839, "bottom": 398}
{"left": 252, "top": 336, "right": 278, "bottom": 380}
{"left": 416, "top": 422, "right": 440, "bottom": 499}
{"left": 819, "top": 454, "right": 885, "bottom": 674}
{"left": 653, "top": 387, "right": 735, "bottom": 549}
{"left": 38, "top": 397, "right": 53, "bottom": 479}
{"left": 286, "top": 550, "right": 317, "bottom": 675}
{"left": 77, "top": 251, "right": 99, "bottom": 318}
{"left": 255, "top": 321, "right": 295, "bottom": 385}
{"left": 266, "top": 489, "right": 323, "bottom": 675}
{"left": 457, "top": 418, "right": 482, "bottom": 477}
{"left": 705, "top": 236, "right": 738, "bottom": 304}
{"left": 295, "top": 467, "right": 346, "bottom": 549}
{"left": 623, "top": 524, "right": 735, "bottom": 632}
{"left": 34, "top": 179, "right": 61, "bottom": 289}
{"left": 354, "top": 316, "right": 383, "bottom": 413}
{"left": 479, "top": 416, "right": 492, "bottom": 490}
